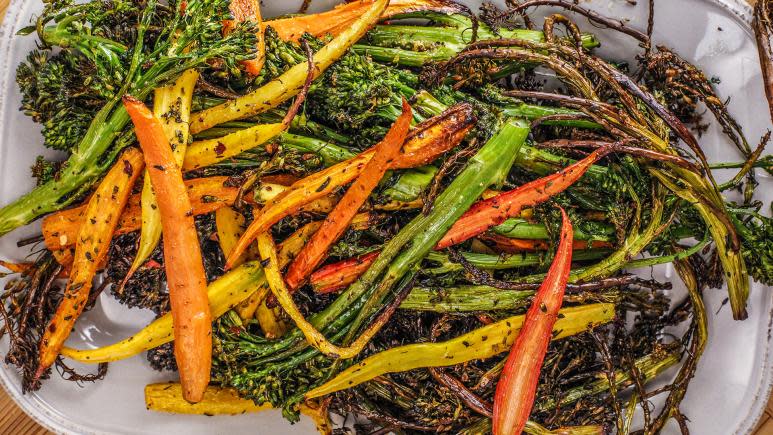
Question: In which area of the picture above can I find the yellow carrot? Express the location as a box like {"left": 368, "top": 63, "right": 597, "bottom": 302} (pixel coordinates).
{"left": 182, "top": 123, "right": 286, "bottom": 171}
{"left": 255, "top": 303, "right": 289, "bottom": 339}
{"left": 229, "top": 221, "right": 322, "bottom": 319}
{"left": 145, "top": 383, "right": 333, "bottom": 434}
{"left": 257, "top": 232, "right": 397, "bottom": 359}
{"left": 35, "top": 148, "right": 145, "bottom": 378}
{"left": 60, "top": 261, "right": 266, "bottom": 363}
{"left": 189, "top": 0, "right": 389, "bottom": 133}
{"left": 126, "top": 69, "right": 198, "bottom": 281}
{"left": 216, "top": 206, "right": 285, "bottom": 335}
{"left": 215, "top": 206, "right": 254, "bottom": 269}
{"left": 305, "top": 304, "right": 615, "bottom": 398}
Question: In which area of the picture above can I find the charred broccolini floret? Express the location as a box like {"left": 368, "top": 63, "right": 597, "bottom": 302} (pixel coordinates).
{"left": 16, "top": 51, "right": 104, "bottom": 153}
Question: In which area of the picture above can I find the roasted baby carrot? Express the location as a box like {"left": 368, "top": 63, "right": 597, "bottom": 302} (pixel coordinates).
{"left": 436, "top": 147, "right": 609, "bottom": 250}
{"left": 127, "top": 69, "right": 198, "bottom": 282}
{"left": 310, "top": 251, "right": 381, "bottom": 294}
{"left": 284, "top": 100, "right": 412, "bottom": 289}
{"left": 35, "top": 148, "right": 144, "bottom": 379}
{"left": 42, "top": 177, "right": 238, "bottom": 251}
{"left": 123, "top": 95, "right": 211, "bottom": 403}
{"left": 492, "top": 208, "right": 574, "bottom": 435}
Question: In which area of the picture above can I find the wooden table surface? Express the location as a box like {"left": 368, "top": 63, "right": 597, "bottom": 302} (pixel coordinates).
{"left": 0, "top": 0, "right": 772, "bottom": 433}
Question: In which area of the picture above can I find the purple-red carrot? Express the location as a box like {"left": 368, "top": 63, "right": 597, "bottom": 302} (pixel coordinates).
{"left": 492, "top": 207, "right": 574, "bottom": 435}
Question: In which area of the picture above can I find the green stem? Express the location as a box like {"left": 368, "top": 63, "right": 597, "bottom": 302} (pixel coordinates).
{"left": 493, "top": 218, "right": 615, "bottom": 241}
{"left": 424, "top": 249, "right": 610, "bottom": 275}
{"left": 400, "top": 285, "right": 619, "bottom": 312}
{"left": 355, "top": 16, "right": 599, "bottom": 67}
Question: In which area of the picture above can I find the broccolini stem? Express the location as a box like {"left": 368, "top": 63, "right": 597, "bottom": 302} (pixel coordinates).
{"left": 354, "top": 16, "right": 599, "bottom": 67}
{"left": 493, "top": 218, "right": 615, "bottom": 241}
{"left": 424, "top": 249, "right": 610, "bottom": 275}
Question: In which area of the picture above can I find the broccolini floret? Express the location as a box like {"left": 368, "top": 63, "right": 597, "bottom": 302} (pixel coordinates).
{"left": 16, "top": 51, "right": 102, "bottom": 152}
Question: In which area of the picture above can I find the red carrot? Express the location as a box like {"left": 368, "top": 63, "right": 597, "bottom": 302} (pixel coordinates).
{"left": 284, "top": 100, "right": 412, "bottom": 289}
{"left": 123, "top": 95, "right": 212, "bottom": 403}
{"left": 310, "top": 251, "right": 381, "bottom": 294}
{"left": 436, "top": 148, "right": 608, "bottom": 250}
{"left": 492, "top": 207, "right": 574, "bottom": 435}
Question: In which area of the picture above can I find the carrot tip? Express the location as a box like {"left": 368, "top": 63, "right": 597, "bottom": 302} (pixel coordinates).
{"left": 122, "top": 94, "right": 142, "bottom": 105}
{"left": 33, "top": 365, "right": 46, "bottom": 383}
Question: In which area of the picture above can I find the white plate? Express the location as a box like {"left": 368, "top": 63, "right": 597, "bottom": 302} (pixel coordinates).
{"left": 0, "top": 0, "right": 771, "bottom": 433}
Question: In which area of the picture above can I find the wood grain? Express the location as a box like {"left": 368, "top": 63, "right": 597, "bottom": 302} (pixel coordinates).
{"left": 0, "top": 1, "right": 770, "bottom": 434}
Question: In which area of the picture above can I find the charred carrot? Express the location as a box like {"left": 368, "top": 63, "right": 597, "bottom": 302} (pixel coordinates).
{"left": 42, "top": 178, "right": 334, "bottom": 253}
{"left": 436, "top": 147, "right": 609, "bottom": 250}
{"left": 227, "top": 0, "right": 265, "bottom": 75}
{"left": 35, "top": 148, "right": 144, "bottom": 379}
{"left": 0, "top": 260, "right": 32, "bottom": 274}
{"left": 264, "top": 0, "right": 464, "bottom": 42}
{"left": 284, "top": 100, "right": 412, "bottom": 289}
{"left": 43, "top": 177, "right": 238, "bottom": 251}
{"left": 215, "top": 206, "right": 256, "bottom": 269}
{"left": 310, "top": 251, "right": 381, "bottom": 294}
{"left": 225, "top": 104, "right": 474, "bottom": 269}
{"left": 123, "top": 95, "right": 211, "bottom": 403}
{"left": 492, "top": 208, "right": 574, "bottom": 435}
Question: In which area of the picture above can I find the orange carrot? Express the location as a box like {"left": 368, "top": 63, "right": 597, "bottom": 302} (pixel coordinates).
{"left": 284, "top": 100, "right": 412, "bottom": 289}
{"left": 0, "top": 260, "right": 33, "bottom": 274}
{"left": 310, "top": 251, "right": 381, "bottom": 294}
{"left": 264, "top": 0, "right": 465, "bottom": 42}
{"left": 42, "top": 177, "right": 337, "bottom": 254}
{"left": 227, "top": 0, "right": 265, "bottom": 75}
{"left": 35, "top": 148, "right": 145, "bottom": 379}
{"left": 123, "top": 95, "right": 211, "bottom": 403}
{"left": 42, "top": 177, "right": 238, "bottom": 251}
{"left": 492, "top": 208, "right": 573, "bottom": 435}
{"left": 436, "top": 148, "right": 609, "bottom": 250}
{"left": 225, "top": 103, "right": 475, "bottom": 269}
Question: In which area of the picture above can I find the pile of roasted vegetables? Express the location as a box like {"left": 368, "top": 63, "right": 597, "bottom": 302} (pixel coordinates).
{"left": 1, "top": 0, "right": 773, "bottom": 433}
